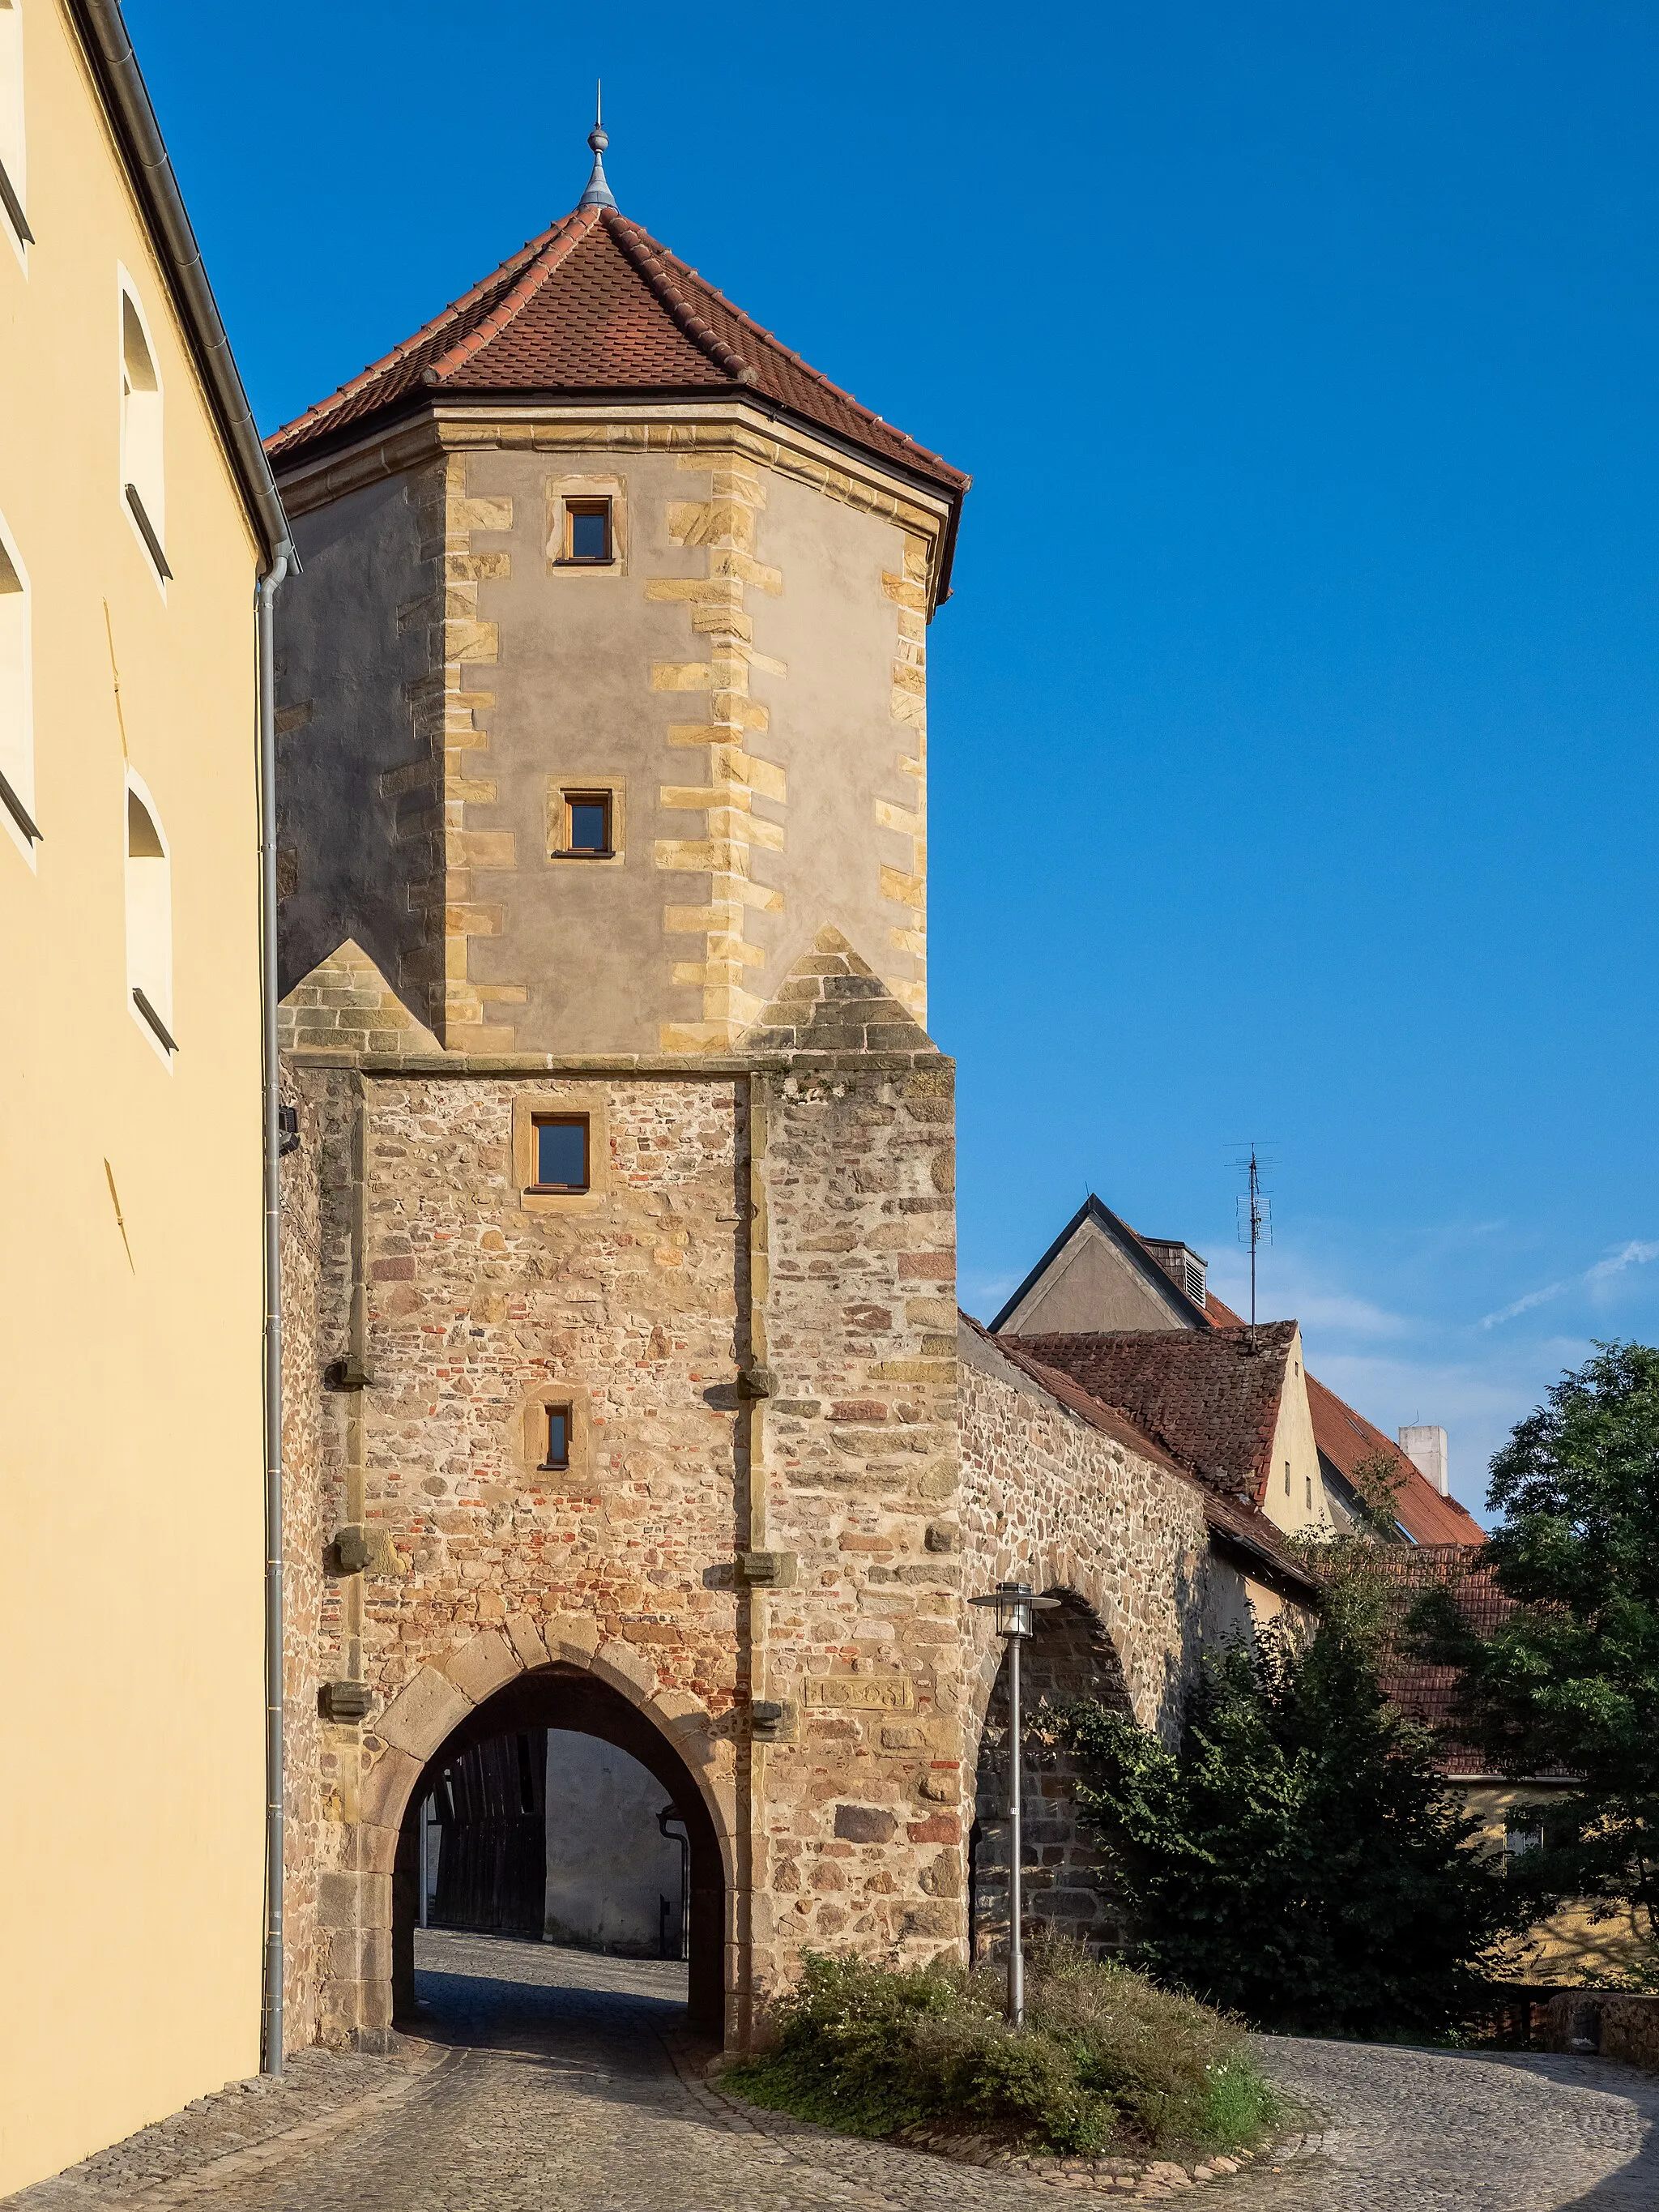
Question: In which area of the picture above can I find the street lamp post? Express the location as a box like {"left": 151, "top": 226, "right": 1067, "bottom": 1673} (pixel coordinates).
{"left": 969, "top": 1580, "right": 1060, "bottom": 2026}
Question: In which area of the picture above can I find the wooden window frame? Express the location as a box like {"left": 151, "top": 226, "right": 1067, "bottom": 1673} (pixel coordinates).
{"left": 529, "top": 1112, "right": 589, "bottom": 1194}
{"left": 554, "top": 788, "right": 613, "bottom": 859}
{"left": 540, "top": 1403, "right": 574, "bottom": 1471}
{"left": 562, "top": 497, "right": 613, "bottom": 565}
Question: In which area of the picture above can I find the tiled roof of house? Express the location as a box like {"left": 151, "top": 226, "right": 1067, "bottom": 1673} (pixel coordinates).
{"left": 1197, "top": 1284, "right": 1486, "bottom": 1547}
{"left": 1305, "top": 1372, "right": 1486, "bottom": 1546}
{"left": 267, "top": 203, "right": 969, "bottom": 509}
{"left": 966, "top": 1317, "right": 1319, "bottom": 1603}
{"left": 1013, "top": 1323, "right": 1299, "bottom": 1505}
{"left": 1367, "top": 1544, "right": 1566, "bottom": 1776}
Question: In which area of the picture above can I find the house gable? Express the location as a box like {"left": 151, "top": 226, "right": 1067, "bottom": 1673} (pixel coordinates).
{"left": 990, "top": 1195, "right": 1208, "bottom": 1336}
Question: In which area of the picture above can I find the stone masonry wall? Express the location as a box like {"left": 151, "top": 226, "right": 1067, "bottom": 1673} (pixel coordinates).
{"left": 973, "top": 1595, "right": 1133, "bottom": 1962}
{"left": 749, "top": 1050, "right": 965, "bottom": 2003}
{"left": 281, "top": 989, "right": 964, "bottom": 2046}
{"left": 958, "top": 1322, "right": 1236, "bottom": 1741}
{"left": 276, "top": 1065, "right": 331, "bottom": 2050}
{"left": 957, "top": 1326, "right": 1253, "bottom": 1975}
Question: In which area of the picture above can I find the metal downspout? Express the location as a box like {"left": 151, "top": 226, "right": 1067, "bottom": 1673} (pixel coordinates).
{"left": 258, "top": 546, "right": 291, "bottom": 2074}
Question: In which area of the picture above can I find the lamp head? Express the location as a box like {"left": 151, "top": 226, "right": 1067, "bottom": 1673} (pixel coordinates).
{"left": 969, "top": 1581, "right": 1060, "bottom": 1639}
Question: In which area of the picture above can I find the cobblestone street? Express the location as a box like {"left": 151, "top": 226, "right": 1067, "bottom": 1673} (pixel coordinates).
{"left": 8, "top": 1932, "right": 1657, "bottom": 2211}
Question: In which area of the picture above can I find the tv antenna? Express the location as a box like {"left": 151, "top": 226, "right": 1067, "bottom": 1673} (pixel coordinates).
{"left": 1232, "top": 1144, "right": 1276, "bottom": 1326}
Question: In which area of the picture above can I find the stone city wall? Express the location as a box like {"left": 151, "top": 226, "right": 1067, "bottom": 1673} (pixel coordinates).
{"left": 957, "top": 1323, "right": 1266, "bottom": 1962}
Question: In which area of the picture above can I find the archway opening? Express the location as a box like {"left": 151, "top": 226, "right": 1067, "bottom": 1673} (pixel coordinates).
{"left": 391, "top": 1665, "right": 725, "bottom": 2037}
{"left": 971, "top": 1591, "right": 1132, "bottom": 1962}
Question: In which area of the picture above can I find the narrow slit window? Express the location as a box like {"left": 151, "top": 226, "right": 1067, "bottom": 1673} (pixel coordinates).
{"left": 121, "top": 285, "right": 168, "bottom": 579}
{"left": 561, "top": 790, "right": 612, "bottom": 856}
{"left": 541, "top": 1405, "right": 572, "bottom": 1471}
{"left": 1284, "top": 1460, "right": 1291, "bottom": 1497}
{"left": 565, "top": 498, "right": 612, "bottom": 563}
{"left": 0, "top": 0, "right": 29, "bottom": 254}
{"left": 531, "top": 1115, "right": 588, "bottom": 1192}
{"left": 0, "top": 512, "right": 36, "bottom": 852}
{"left": 126, "top": 779, "right": 174, "bottom": 1053}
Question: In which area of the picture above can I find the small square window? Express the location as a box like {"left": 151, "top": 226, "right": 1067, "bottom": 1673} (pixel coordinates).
{"left": 542, "top": 1405, "right": 572, "bottom": 1471}
{"left": 565, "top": 499, "right": 612, "bottom": 563}
{"left": 560, "top": 791, "right": 612, "bottom": 856}
{"left": 532, "top": 1115, "right": 588, "bottom": 1192}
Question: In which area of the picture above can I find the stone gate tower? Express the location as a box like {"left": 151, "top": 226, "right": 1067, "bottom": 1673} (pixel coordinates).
{"left": 270, "top": 139, "right": 970, "bottom": 2052}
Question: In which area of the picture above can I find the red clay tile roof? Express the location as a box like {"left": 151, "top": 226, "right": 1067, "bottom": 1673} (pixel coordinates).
{"left": 1013, "top": 1324, "right": 1298, "bottom": 1506}
{"left": 267, "top": 204, "right": 968, "bottom": 507}
{"left": 966, "top": 1317, "right": 1319, "bottom": 1603}
{"left": 1369, "top": 1544, "right": 1566, "bottom": 1777}
{"left": 1305, "top": 1372, "right": 1486, "bottom": 1547}
{"left": 1198, "top": 1284, "right": 1486, "bottom": 1547}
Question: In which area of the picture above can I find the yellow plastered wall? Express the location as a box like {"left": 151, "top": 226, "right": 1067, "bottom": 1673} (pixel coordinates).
{"left": 0, "top": 3, "right": 267, "bottom": 2192}
{"left": 1260, "top": 1330, "right": 1331, "bottom": 1537}
{"left": 1463, "top": 1783, "right": 1650, "bottom": 1984}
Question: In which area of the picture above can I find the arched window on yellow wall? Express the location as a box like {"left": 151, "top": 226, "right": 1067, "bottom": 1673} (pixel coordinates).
{"left": 0, "top": 0, "right": 29, "bottom": 263}
{"left": 0, "top": 509, "right": 35, "bottom": 860}
{"left": 120, "top": 280, "right": 168, "bottom": 581}
{"left": 126, "top": 779, "right": 175, "bottom": 1057}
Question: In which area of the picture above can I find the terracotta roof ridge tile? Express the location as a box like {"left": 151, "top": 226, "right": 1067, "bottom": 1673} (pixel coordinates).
{"left": 423, "top": 207, "right": 603, "bottom": 386}
{"left": 267, "top": 211, "right": 585, "bottom": 455}
{"left": 614, "top": 214, "right": 966, "bottom": 484}
{"left": 604, "top": 213, "right": 758, "bottom": 386}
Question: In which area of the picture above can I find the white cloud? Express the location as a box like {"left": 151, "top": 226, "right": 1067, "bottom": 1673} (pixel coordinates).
{"left": 1479, "top": 1239, "right": 1659, "bottom": 1330}
{"left": 1205, "top": 1255, "right": 1415, "bottom": 1343}
{"left": 1478, "top": 1279, "right": 1567, "bottom": 1329}
{"left": 1585, "top": 1239, "right": 1659, "bottom": 1286}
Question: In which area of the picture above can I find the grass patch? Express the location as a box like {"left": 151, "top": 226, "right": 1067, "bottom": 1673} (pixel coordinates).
{"left": 723, "top": 1935, "right": 1284, "bottom": 2159}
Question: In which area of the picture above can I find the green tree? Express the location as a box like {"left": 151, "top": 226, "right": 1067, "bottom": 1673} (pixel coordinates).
{"left": 1346, "top": 1447, "right": 1407, "bottom": 1540}
{"left": 1064, "top": 1577, "right": 1520, "bottom": 2036}
{"left": 1410, "top": 1343, "right": 1659, "bottom": 1954}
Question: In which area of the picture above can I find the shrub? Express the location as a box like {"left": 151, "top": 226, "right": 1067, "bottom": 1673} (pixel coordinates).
{"left": 1063, "top": 1573, "right": 1524, "bottom": 2038}
{"left": 722, "top": 1936, "right": 1282, "bottom": 2157}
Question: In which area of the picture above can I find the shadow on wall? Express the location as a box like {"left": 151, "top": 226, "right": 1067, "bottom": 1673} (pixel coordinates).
{"left": 544, "top": 1731, "right": 687, "bottom": 1959}
{"left": 972, "top": 1590, "right": 1132, "bottom": 1962}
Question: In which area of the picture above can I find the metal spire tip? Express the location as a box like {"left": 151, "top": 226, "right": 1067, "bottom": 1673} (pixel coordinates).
{"left": 578, "top": 80, "right": 617, "bottom": 210}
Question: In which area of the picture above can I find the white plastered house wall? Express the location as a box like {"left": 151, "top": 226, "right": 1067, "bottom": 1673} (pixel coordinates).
{"left": 0, "top": 504, "right": 34, "bottom": 865}
{"left": 117, "top": 263, "right": 165, "bottom": 587}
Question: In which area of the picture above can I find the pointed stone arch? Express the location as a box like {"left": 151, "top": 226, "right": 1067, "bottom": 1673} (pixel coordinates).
{"left": 967, "top": 1586, "right": 1132, "bottom": 1964}
{"left": 319, "top": 1621, "right": 736, "bottom": 2048}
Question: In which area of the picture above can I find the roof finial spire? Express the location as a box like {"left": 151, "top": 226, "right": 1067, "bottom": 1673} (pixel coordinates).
{"left": 578, "top": 80, "right": 617, "bottom": 211}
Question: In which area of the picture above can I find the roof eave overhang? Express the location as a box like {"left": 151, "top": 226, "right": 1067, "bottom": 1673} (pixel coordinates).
{"left": 270, "top": 385, "right": 966, "bottom": 605}
{"left": 69, "top": 0, "right": 290, "bottom": 568}
{"left": 1205, "top": 1520, "right": 1321, "bottom": 1607}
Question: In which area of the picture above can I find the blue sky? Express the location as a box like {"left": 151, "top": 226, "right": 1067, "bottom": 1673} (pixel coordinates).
{"left": 133, "top": 0, "right": 1659, "bottom": 1523}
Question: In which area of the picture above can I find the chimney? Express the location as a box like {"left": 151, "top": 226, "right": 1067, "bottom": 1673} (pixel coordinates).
{"left": 1397, "top": 1424, "right": 1449, "bottom": 1497}
{"left": 1142, "top": 1239, "right": 1208, "bottom": 1313}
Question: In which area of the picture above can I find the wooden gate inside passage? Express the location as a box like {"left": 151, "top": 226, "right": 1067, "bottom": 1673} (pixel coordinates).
{"left": 424, "top": 1730, "right": 548, "bottom": 1937}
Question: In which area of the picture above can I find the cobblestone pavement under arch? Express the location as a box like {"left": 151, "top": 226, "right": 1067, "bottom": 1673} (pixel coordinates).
{"left": 9, "top": 1930, "right": 1657, "bottom": 2211}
